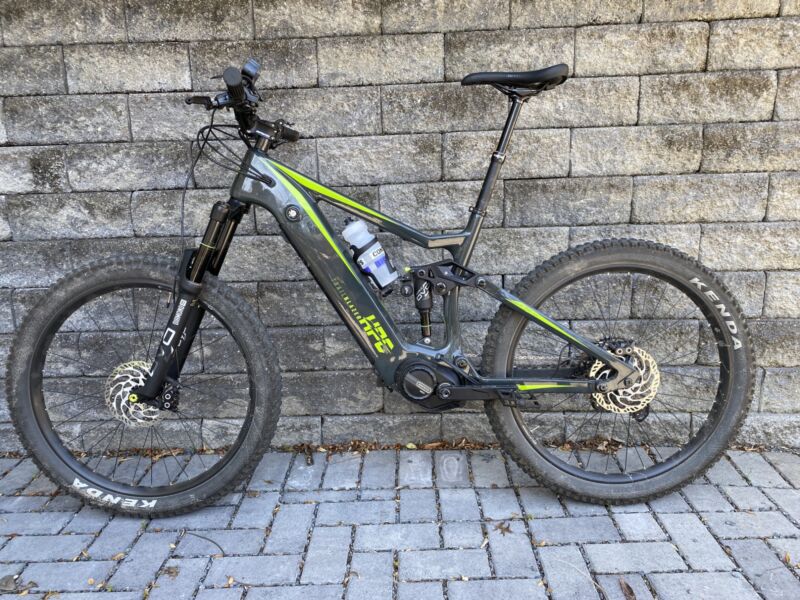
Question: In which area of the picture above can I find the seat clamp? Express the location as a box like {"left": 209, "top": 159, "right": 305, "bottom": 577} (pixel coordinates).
{"left": 492, "top": 151, "right": 506, "bottom": 163}
{"left": 469, "top": 205, "right": 488, "bottom": 217}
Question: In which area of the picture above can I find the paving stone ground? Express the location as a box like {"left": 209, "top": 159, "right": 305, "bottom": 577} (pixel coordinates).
{"left": 1, "top": 449, "right": 800, "bottom": 599}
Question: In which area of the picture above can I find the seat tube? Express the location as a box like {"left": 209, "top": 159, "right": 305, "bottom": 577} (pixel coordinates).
{"left": 455, "top": 96, "right": 524, "bottom": 266}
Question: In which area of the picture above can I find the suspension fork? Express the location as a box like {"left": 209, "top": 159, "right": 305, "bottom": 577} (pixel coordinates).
{"left": 136, "top": 198, "right": 247, "bottom": 401}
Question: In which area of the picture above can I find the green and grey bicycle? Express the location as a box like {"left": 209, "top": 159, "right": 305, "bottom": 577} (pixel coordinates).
{"left": 7, "top": 60, "right": 753, "bottom": 515}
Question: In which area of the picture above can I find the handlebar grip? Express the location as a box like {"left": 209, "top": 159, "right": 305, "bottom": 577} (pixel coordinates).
{"left": 222, "top": 67, "right": 246, "bottom": 103}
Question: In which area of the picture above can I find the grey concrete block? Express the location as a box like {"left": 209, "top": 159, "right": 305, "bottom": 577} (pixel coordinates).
{"left": 764, "top": 451, "right": 800, "bottom": 486}
{"left": 470, "top": 226, "right": 569, "bottom": 274}
{"left": 109, "top": 531, "right": 179, "bottom": 589}
{"left": 5, "top": 95, "right": 129, "bottom": 144}
{"left": 148, "top": 557, "right": 208, "bottom": 600}
{"left": 767, "top": 173, "right": 800, "bottom": 221}
{"left": 253, "top": 0, "right": 380, "bottom": 38}
{"left": 322, "top": 415, "right": 442, "bottom": 445}
{"left": 354, "top": 523, "right": 439, "bottom": 551}
{"left": 530, "top": 515, "right": 620, "bottom": 544}
{"left": 507, "top": 176, "right": 632, "bottom": 226}
{"left": 576, "top": 22, "right": 708, "bottom": 76}
{"left": 400, "top": 488, "right": 437, "bottom": 522}
{"left": 65, "top": 142, "right": 188, "bottom": 191}
{"left": 0, "top": 46, "right": 65, "bottom": 95}
{"left": 640, "top": 71, "right": 777, "bottom": 125}
{"left": 487, "top": 519, "right": 537, "bottom": 577}
{"left": 632, "top": 173, "right": 768, "bottom": 224}
{"left": 539, "top": 545, "right": 599, "bottom": 600}
{"left": 264, "top": 503, "right": 315, "bottom": 552}
{"left": 648, "top": 572, "right": 760, "bottom": 600}
{"left": 283, "top": 371, "right": 382, "bottom": 416}
{"left": 316, "top": 499, "right": 395, "bottom": 525}
{"left": 126, "top": 0, "right": 252, "bottom": 41}
{"left": 777, "top": 69, "right": 800, "bottom": 119}
{"left": 300, "top": 525, "right": 351, "bottom": 584}
{"left": 584, "top": 541, "right": 686, "bottom": 573}
{"left": 477, "top": 488, "right": 521, "bottom": 520}
{"left": 701, "top": 223, "right": 800, "bottom": 270}
{"left": 64, "top": 43, "right": 191, "bottom": 93}
{"left": 318, "top": 34, "right": 443, "bottom": 87}
{"left": 204, "top": 555, "right": 301, "bottom": 586}
{"left": 442, "top": 521, "right": 484, "bottom": 548}
{"left": 0, "top": 146, "right": 68, "bottom": 194}
{"left": 384, "top": 0, "right": 508, "bottom": 33}
{"left": 727, "top": 538, "right": 800, "bottom": 600}
{"left": 703, "top": 510, "right": 798, "bottom": 538}
{"left": 19, "top": 561, "right": 116, "bottom": 592}
{"left": 444, "top": 128, "right": 570, "bottom": 180}
{"left": 0, "top": 0, "right": 125, "bottom": 45}
{"left": 5, "top": 192, "right": 133, "bottom": 240}
{"left": 0, "top": 534, "right": 93, "bottom": 562}
{"left": 765, "top": 273, "right": 800, "bottom": 318}
{"left": 614, "top": 512, "right": 667, "bottom": 541}
{"left": 174, "top": 529, "right": 264, "bottom": 557}
{"left": 645, "top": 0, "right": 779, "bottom": 21}
{"left": 360, "top": 450, "right": 396, "bottom": 489}
{"left": 448, "top": 579, "right": 547, "bottom": 600}
{"left": 573, "top": 125, "right": 703, "bottom": 176}
{"left": 318, "top": 134, "right": 441, "bottom": 186}
{"left": 232, "top": 491, "right": 280, "bottom": 528}
{"left": 709, "top": 17, "right": 800, "bottom": 70}
{"left": 658, "top": 513, "right": 734, "bottom": 571}
{"left": 703, "top": 122, "right": 800, "bottom": 173}
{"left": 322, "top": 452, "right": 362, "bottom": 489}
{"left": 400, "top": 548, "right": 491, "bottom": 580}
{"left": 439, "top": 488, "right": 480, "bottom": 521}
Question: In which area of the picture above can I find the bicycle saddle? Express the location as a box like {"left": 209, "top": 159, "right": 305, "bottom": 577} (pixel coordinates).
{"left": 461, "top": 63, "right": 569, "bottom": 91}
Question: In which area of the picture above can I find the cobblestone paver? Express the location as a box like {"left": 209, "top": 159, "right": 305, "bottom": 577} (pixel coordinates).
{"left": 2, "top": 450, "right": 800, "bottom": 599}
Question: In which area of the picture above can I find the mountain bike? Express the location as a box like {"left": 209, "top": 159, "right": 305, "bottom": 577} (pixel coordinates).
{"left": 6, "top": 60, "right": 753, "bottom": 516}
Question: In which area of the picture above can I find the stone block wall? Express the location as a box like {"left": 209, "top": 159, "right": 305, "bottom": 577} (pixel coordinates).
{"left": 0, "top": 1, "right": 798, "bottom": 449}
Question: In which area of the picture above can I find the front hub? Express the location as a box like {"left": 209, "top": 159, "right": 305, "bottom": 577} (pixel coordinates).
{"left": 104, "top": 361, "right": 162, "bottom": 427}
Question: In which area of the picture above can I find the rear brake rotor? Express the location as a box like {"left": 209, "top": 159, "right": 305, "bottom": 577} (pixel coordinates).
{"left": 589, "top": 347, "right": 660, "bottom": 414}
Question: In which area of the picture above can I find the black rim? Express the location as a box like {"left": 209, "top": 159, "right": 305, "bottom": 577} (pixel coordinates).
{"left": 28, "top": 276, "right": 255, "bottom": 497}
{"left": 504, "top": 263, "right": 734, "bottom": 485}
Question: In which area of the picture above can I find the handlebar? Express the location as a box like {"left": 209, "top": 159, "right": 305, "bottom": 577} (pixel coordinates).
{"left": 184, "top": 58, "right": 301, "bottom": 149}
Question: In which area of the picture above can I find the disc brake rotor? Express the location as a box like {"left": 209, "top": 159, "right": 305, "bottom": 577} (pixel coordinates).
{"left": 104, "top": 361, "right": 161, "bottom": 427}
{"left": 589, "top": 347, "right": 661, "bottom": 414}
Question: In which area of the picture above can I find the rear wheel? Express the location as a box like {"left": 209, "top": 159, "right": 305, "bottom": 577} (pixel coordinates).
{"left": 6, "top": 255, "right": 281, "bottom": 516}
{"left": 482, "top": 239, "right": 753, "bottom": 504}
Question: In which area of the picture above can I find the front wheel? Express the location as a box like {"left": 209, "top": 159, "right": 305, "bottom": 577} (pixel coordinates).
{"left": 6, "top": 255, "right": 281, "bottom": 516}
{"left": 483, "top": 239, "right": 753, "bottom": 504}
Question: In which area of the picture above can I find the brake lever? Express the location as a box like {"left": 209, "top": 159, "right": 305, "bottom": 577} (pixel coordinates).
{"left": 185, "top": 95, "right": 215, "bottom": 109}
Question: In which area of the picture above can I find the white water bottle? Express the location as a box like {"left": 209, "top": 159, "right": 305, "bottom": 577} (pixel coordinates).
{"left": 342, "top": 219, "right": 399, "bottom": 290}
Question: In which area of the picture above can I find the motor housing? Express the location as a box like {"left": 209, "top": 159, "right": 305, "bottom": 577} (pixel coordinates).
{"left": 395, "top": 359, "right": 463, "bottom": 411}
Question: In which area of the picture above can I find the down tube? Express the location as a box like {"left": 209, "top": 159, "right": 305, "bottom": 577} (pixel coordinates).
{"left": 230, "top": 151, "right": 410, "bottom": 382}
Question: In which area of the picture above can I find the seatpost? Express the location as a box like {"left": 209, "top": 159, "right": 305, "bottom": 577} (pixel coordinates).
{"left": 456, "top": 95, "right": 525, "bottom": 266}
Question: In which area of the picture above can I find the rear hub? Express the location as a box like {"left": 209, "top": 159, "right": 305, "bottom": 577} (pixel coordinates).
{"left": 589, "top": 342, "right": 660, "bottom": 415}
